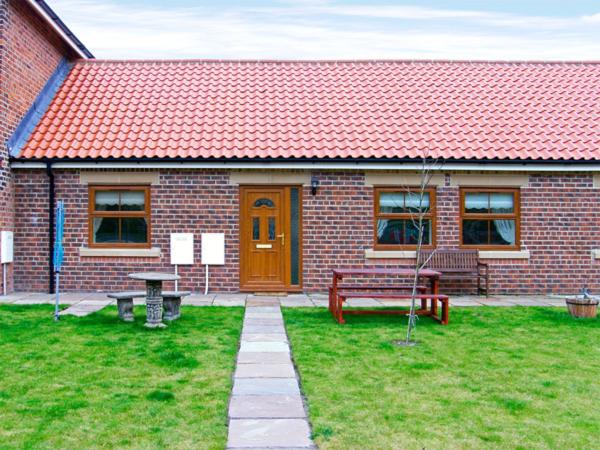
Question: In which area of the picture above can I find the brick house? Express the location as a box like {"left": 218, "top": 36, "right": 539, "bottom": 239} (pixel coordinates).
{"left": 2, "top": 6, "right": 600, "bottom": 296}
{"left": 0, "top": 0, "right": 92, "bottom": 295}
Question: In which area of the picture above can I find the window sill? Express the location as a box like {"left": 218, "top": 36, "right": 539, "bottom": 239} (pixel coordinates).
{"left": 79, "top": 247, "right": 161, "bottom": 258}
{"left": 365, "top": 249, "right": 416, "bottom": 259}
{"left": 478, "top": 250, "right": 530, "bottom": 259}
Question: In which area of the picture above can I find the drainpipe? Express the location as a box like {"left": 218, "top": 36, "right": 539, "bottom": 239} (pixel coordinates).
{"left": 47, "top": 162, "right": 55, "bottom": 294}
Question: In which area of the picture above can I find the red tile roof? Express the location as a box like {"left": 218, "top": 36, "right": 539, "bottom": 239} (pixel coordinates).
{"left": 18, "top": 59, "right": 600, "bottom": 161}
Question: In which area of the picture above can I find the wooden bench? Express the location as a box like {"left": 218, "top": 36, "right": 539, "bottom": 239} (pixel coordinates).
{"left": 328, "top": 284, "right": 427, "bottom": 312}
{"left": 161, "top": 291, "right": 191, "bottom": 321}
{"left": 334, "top": 291, "right": 449, "bottom": 325}
{"left": 421, "top": 249, "right": 489, "bottom": 296}
{"left": 107, "top": 291, "right": 145, "bottom": 322}
{"left": 107, "top": 290, "right": 191, "bottom": 322}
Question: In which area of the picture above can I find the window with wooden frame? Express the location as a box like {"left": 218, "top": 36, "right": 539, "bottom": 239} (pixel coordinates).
{"left": 374, "top": 187, "right": 436, "bottom": 249}
{"left": 460, "top": 188, "right": 520, "bottom": 249}
{"left": 88, "top": 186, "right": 151, "bottom": 248}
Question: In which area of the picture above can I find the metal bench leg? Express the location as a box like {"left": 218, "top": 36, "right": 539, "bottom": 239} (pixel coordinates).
{"left": 163, "top": 296, "right": 181, "bottom": 321}
{"left": 117, "top": 298, "right": 134, "bottom": 322}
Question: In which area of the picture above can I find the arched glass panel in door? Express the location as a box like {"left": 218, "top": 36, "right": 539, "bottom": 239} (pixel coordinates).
{"left": 253, "top": 198, "right": 275, "bottom": 208}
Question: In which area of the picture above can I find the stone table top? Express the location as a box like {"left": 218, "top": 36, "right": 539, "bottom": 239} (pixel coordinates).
{"left": 128, "top": 272, "right": 180, "bottom": 282}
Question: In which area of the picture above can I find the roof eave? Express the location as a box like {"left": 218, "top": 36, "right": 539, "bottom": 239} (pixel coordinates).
{"left": 10, "top": 156, "right": 600, "bottom": 172}
{"left": 26, "top": 0, "right": 93, "bottom": 59}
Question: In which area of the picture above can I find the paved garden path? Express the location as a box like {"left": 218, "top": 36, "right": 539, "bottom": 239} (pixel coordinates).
{"left": 1, "top": 290, "right": 569, "bottom": 316}
{"left": 227, "top": 297, "right": 314, "bottom": 449}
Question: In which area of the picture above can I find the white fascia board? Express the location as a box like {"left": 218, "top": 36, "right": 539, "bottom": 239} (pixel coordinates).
{"left": 25, "top": 0, "right": 88, "bottom": 59}
{"left": 10, "top": 161, "right": 600, "bottom": 172}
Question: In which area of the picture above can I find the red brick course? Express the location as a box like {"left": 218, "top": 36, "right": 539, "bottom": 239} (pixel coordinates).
{"left": 0, "top": 0, "right": 75, "bottom": 293}
{"left": 12, "top": 169, "right": 600, "bottom": 295}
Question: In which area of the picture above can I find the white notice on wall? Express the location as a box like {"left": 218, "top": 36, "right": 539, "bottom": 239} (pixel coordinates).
{"left": 170, "top": 233, "right": 194, "bottom": 265}
{"left": 201, "top": 233, "right": 225, "bottom": 265}
{"left": 1, "top": 231, "right": 13, "bottom": 264}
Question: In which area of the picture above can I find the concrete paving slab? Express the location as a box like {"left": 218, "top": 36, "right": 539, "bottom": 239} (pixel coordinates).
{"left": 214, "top": 299, "right": 246, "bottom": 307}
{"left": 243, "top": 324, "right": 286, "bottom": 334}
{"left": 0, "top": 296, "right": 16, "bottom": 303}
{"left": 214, "top": 294, "right": 248, "bottom": 301}
{"left": 450, "top": 299, "right": 483, "bottom": 306}
{"left": 239, "top": 342, "right": 289, "bottom": 353}
{"left": 504, "top": 298, "right": 549, "bottom": 306}
{"left": 182, "top": 299, "right": 213, "bottom": 306}
{"left": 82, "top": 292, "right": 113, "bottom": 300}
{"left": 237, "top": 352, "right": 292, "bottom": 365}
{"left": 54, "top": 298, "right": 82, "bottom": 305}
{"left": 26, "top": 293, "right": 55, "bottom": 301}
{"left": 279, "top": 299, "right": 314, "bottom": 307}
{"left": 232, "top": 379, "right": 301, "bottom": 396}
{"left": 247, "top": 295, "right": 279, "bottom": 300}
{"left": 246, "top": 300, "right": 280, "bottom": 307}
{"left": 244, "top": 312, "right": 283, "bottom": 319}
{"left": 14, "top": 298, "right": 54, "bottom": 304}
{"left": 77, "top": 300, "right": 112, "bottom": 306}
{"left": 227, "top": 419, "right": 312, "bottom": 448}
{"left": 56, "top": 292, "right": 90, "bottom": 301}
{"left": 229, "top": 395, "right": 306, "bottom": 419}
{"left": 476, "top": 300, "right": 517, "bottom": 307}
{"left": 246, "top": 306, "right": 281, "bottom": 313}
{"left": 243, "top": 318, "right": 283, "bottom": 326}
{"left": 235, "top": 363, "right": 296, "bottom": 378}
{"left": 242, "top": 333, "right": 288, "bottom": 342}
{"left": 186, "top": 294, "right": 216, "bottom": 301}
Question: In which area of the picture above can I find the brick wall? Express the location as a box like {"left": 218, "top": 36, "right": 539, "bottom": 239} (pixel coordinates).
{"left": 0, "top": 0, "right": 75, "bottom": 293}
{"left": 12, "top": 168, "right": 600, "bottom": 295}
{"left": 14, "top": 169, "right": 240, "bottom": 293}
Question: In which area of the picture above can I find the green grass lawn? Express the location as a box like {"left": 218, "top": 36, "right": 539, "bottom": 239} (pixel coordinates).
{"left": 0, "top": 305, "right": 243, "bottom": 450}
{"left": 283, "top": 307, "right": 600, "bottom": 449}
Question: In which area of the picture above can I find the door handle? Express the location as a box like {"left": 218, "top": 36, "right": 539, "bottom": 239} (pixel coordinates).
{"left": 277, "top": 233, "right": 285, "bottom": 246}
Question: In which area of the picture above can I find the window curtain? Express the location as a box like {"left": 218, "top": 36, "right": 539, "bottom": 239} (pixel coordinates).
{"left": 493, "top": 220, "right": 515, "bottom": 245}
{"left": 93, "top": 218, "right": 103, "bottom": 238}
{"left": 377, "top": 219, "right": 388, "bottom": 238}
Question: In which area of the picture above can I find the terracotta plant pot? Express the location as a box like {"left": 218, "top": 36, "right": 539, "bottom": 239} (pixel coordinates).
{"left": 565, "top": 297, "right": 599, "bottom": 318}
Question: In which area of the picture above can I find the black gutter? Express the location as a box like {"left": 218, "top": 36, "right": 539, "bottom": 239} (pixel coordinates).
{"left": 46, "top": 162, "right": 55, "bottom": 294}
{"left": 8, "top": 156, "right": 600, "bottom": 166}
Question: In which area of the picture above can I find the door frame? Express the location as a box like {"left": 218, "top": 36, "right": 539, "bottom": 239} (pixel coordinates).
{"left": 239, "top": 185, "right": 303, "bottom": 292}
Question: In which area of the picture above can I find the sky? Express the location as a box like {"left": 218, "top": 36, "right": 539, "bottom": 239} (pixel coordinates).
{"left": 48, "top": 0, "right": 600, "bottom": 60}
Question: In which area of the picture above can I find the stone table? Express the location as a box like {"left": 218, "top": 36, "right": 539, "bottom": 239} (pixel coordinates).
{"left": 128, "top": 272, "right": 180, "bottom": 328}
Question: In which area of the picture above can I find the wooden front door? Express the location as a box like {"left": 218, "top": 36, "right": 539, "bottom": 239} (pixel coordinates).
{"left": 240, "top": 186, "right": 301, "bottom": 291}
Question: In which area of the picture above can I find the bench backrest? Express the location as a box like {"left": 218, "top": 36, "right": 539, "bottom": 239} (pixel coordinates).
{"left": 421, "top": 249, "right": 479, "bottom": 271}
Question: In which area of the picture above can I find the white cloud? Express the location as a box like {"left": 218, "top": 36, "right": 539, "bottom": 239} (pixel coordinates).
{"left": 48, "top": 0, "right": 600, "bottom": 60}
{"left": 582, "top": 13, "right": 600, "bottom": 23}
